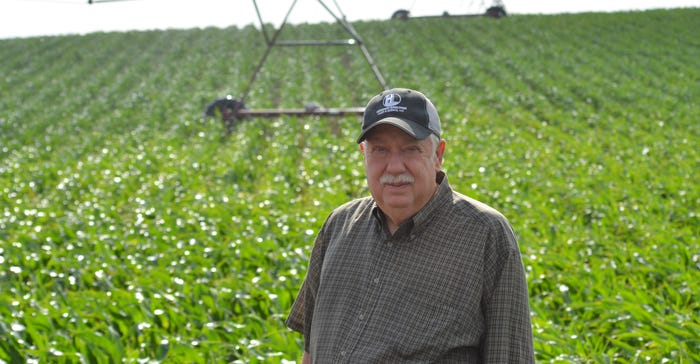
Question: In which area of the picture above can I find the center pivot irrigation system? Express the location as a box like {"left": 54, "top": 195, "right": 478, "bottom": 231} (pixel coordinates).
{"left": 204, "top": 0, "right": 389, "bottom": 134}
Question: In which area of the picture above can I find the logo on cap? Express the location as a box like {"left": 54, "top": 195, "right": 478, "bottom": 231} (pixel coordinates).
{"left": 383, "top": 94, "right": 402, "bottom": 107}
{"left": 377, "top": 93, "right": 407, "bottom": 116}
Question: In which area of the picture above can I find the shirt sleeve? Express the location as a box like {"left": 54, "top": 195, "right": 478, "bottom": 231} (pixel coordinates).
{"left": 286, "top": 217, "right": 331, "bottom": 352}
{"left": 481, "top": 218, "right": 536, "bottom": 363}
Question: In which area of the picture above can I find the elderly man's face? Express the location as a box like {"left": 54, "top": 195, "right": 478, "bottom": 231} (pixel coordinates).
{"left": 361, "top": 124, "right": 444, "bottom": 226}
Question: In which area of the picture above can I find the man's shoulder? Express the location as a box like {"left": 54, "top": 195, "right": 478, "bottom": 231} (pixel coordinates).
{"left": 449, "top": 190, "right": 509, "bottom": 225}
{"left": 318, "top": 196, "right": 376, "bottom": 237}
{"left": 446, "top": 190, "right": 520, "bottom": 253}
{"left": 435, "top": 176, "right": 509, "bottom": 226}
{"left": 331, "top": 196, "right": 375, "bottom": 217}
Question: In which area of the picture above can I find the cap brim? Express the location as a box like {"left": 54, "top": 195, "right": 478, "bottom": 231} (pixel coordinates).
{"left": 356, "top": 117, "right": 432, "bottom": 143}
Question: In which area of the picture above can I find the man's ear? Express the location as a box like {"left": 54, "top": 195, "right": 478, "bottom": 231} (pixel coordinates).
{"left": 360, "top": 142, "right": 365, "bottom": 155}
{"left": 435, "top": 139, "right": 446, "bottom": 168}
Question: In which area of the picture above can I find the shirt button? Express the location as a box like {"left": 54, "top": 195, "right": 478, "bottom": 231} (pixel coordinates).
{"left": 359, "top": 313, "right": 365, "bottom": 320}
{"left": 373, "top": 278, "right": 380, "bottom": 284}
{"left": 340, "top": 351, "right": 346, "bottom": 357}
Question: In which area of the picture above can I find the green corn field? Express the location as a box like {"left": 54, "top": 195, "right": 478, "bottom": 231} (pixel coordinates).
{"left": 1, "top": 7, "right": 698, "bottom": 363}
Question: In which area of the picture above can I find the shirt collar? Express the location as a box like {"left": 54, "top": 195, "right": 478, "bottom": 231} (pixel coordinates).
{"left": 412, "top": 171, "right": 450, "bottom": 230}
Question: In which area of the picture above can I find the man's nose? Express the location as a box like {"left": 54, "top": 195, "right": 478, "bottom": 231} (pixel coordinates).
{"left": 386, "top": 151, "right": 406, "bottom": 173}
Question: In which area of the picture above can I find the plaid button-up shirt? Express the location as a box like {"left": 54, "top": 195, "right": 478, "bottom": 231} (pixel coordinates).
{"left": 287, "top": 173, "right": 535, "bottom": 363}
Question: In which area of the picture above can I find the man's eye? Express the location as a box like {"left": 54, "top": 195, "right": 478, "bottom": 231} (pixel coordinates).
{"left": 405, "top": 146, "right": 421, "bottom": 153}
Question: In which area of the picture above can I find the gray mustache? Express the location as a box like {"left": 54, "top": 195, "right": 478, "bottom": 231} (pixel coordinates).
{"left": 380, "top": 174, "right": 414, "bottom": 185}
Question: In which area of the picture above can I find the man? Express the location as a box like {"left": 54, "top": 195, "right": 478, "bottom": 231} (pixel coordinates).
{"left": 286, "top": 88, "right": 535, "bottom": 363}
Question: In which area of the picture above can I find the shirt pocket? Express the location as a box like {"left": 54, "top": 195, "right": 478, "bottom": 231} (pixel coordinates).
{"left": 380, "top": 284, "right": 483, "bottom": 360}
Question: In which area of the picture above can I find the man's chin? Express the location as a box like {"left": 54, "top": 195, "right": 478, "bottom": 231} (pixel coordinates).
{"left": 381, "top": 195, "right": 413, "bottom": 209}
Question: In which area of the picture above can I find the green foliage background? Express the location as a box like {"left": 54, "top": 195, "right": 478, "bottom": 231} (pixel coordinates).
{"left": 1, "top": 8, "right": 699, "bottom": 363}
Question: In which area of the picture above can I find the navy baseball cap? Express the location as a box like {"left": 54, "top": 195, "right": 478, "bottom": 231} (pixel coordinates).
{"left": 357, "top": 88, "right": 441, "bottom": 143}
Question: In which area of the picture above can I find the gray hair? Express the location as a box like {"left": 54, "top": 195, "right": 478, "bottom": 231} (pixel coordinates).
{"left": 428, "top": 134, "right": 440, "bottom": 153}
{"left": 427, "top": 134, "right": 442, "bottom": 163}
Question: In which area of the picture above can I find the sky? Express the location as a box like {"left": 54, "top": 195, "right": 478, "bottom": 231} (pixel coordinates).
{"left": 1, "top": 0, "right": 698, "bottom": 39}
